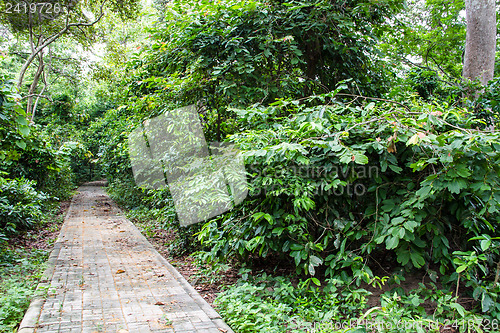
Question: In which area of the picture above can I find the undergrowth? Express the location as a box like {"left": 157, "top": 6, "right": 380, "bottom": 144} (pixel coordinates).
{"left": 215, "top": 271, "right": 494, "bottom": 333}
{"left": 0, "top": 247, "right": 48, "bottom": 333}
{"left": 0, "top": 206, "right": 63, "bottom": 332}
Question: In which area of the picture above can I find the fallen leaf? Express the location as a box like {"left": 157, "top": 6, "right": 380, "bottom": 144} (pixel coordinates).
{"left": 387, "top": 134, "right": 397, "bottom": 153}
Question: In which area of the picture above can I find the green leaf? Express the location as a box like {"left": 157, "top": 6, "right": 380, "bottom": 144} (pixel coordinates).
{"left": 410, "top": 296, "right": 421, "bottom": 307}
{"left": 311, "top": 277, "right": 321, "bottom": 286}
{"left": 388, "top": 164, "right": 402, "bottom": 173}
{"left": 397, "top": 250, "right": 410, "bottom": 265}
{"left": 451, "top": 302, "right": 465, "bottom": 317}
{"left": 291, "top": 251, "right": 302, "bottom": 266}
{"left": 391, "top": 217, "right": 405, "bottom": 225}
{"left": 309, "top": 255, "right": 323, "bottom": 266}
{"left": 381, "top": 200, "right": 395, "bottom": 212}
{"left": 403, "top": 220, "right": 418, "bottom": 232}
{"left": 15, "top": 141, "right": 26, "bottom": 149}
{"left": 308, "top": 262, "right": 316, "bottom": 275}
{"left": 416, "top": 186, "right": 431, "bottom": 198}
{"left": 245, "top": 236, "right": 262, "bottom": 251}
{"left": 410, "top": 252, "right": 425, "bottom": 268}
{"left": 16, "top": 115, "right": 28, "bottom": 126}
{"left": 455, "top": 165, "right": 471, "bottom": 178}
{"left": 18, "top": 126, "right": 30, "bottom": 136}
{"left": 480, "top": 239, "right": 491, "bottom": 251}
{"left": 354, "top": 153, "right": 368, "bottom": 165}
{"left": 386, "top": 236, "right": 399, "bottom": 250}
{"left": 482, "top": 293, "right": 494, "bottom": 312}
{"left": 272, "top": 227, "right": 285, "bottom": 236}
{"left": 447, "top": 179, "right": 466, "bottom": 194}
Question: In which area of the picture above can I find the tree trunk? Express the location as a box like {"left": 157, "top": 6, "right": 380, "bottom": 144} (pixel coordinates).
{"left": 27, "top": 54, "right": 45, "bottom": 119}
{"left": 463, "top": 0, "right": 496, "bottom": 86}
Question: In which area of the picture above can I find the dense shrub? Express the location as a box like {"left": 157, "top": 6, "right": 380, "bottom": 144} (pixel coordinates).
{"left": 0, "top": 177, "right": 47, "bottom": 239}
{"left": 405, "top": 68, "right": 440, "bottom": 100}
{"left": 195, "top": 94, "right": 500, "bottom": 316}
{"left": 215, "top": 273, "right": 369, "bottom": 332}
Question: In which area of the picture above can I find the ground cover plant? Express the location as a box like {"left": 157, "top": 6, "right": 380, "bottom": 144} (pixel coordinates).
{"left": 0, "top": 205, "right": 65, "bottom": 333}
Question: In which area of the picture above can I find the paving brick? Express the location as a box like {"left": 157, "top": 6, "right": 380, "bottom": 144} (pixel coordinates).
{"left": 23, "top": 185, "right": 233, "bottom": 333}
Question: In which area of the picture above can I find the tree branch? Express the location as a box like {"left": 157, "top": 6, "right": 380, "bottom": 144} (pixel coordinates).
{"left": 17, "top": 0, "right": 108, "bottom": 90}
{"left": 32, "top": 65, "right": 48, "bottom": 122}
{"left": 22, "top": 94, "right": 53, "bottom": 102}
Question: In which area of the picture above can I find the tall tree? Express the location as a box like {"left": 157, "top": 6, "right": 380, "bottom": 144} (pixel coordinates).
{"left": 0, "top": 0, "right": 140, "bottom": 119}
{"left": 463, "top": 0, "right": 496, "bottom": 86}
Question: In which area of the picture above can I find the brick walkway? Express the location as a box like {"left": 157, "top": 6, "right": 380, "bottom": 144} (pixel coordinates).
{"left": 19, "top": 184, "right": 233, "bottom": 333}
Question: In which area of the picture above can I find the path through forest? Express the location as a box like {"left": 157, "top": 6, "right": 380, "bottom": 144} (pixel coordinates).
{"left": 18, "top": 182, "right": 233, "bottom": 333}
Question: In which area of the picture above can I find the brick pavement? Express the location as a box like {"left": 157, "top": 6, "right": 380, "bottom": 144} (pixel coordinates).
{"left": 19, "top": 184, "right": 233, "bottom": 333}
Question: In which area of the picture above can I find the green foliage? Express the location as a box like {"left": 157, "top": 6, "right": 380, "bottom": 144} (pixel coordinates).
{"left": 77, "top": 1, "right": 500, "bottom": 329}
{"left": 0, "top": 247, "right": 48, "bottom": 333}
{"left": 360, "top": 285, "right": 488, "bottom": 333}
{"left": 0, "top": 75, "right": 30, "bottom": 163}
{"left": 217, "top": 274, "right": 496, "bottom": 333}
{"left": 127, "top": 0, "right": 404, "bottom": 140}
{"left": 189, "top": 251, "right": 231, "bottom": 285}
{"left": 381, "top": 0, "right": 465, "bottom": 79}
{"left": 452, "top": 235, "right": 500, "bottom": 319}
{"left": 405, "top": 68, "right": 440, "bottom": 100}
{"left": 0, "top": 177, "right": 47, "bottom": 239}
{"left": 476, "top": 77, "right": 500, "bottom": 126}
{"left": 214, "top": 272, "right": 369, "bottom": 333}
{"left": 196, "top": 94, "right": 500, "bottom": 291}
{"left": 85, "top": 106, "right": 141, "bottom": 183}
